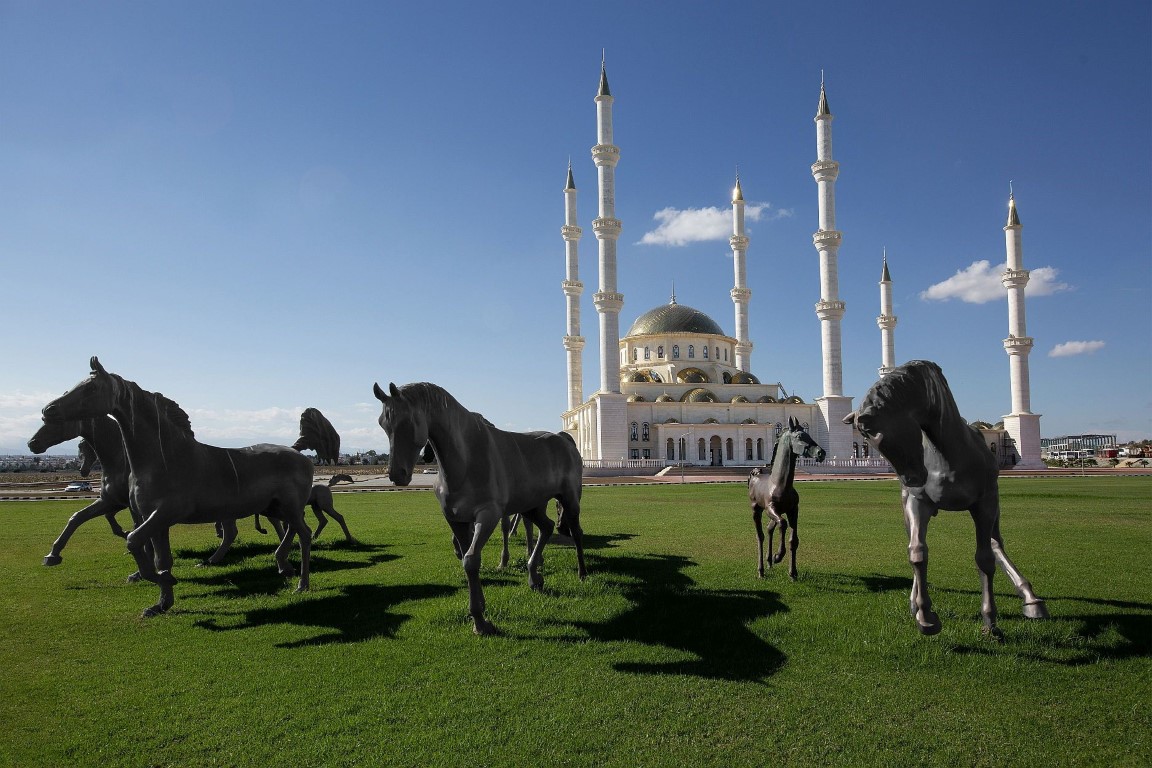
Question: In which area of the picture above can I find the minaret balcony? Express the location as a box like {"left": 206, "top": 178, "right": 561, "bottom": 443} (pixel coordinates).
{"left": 812, "top": 230, "right": 842, "bottom": 249}
{"left": 1001, "top": 268, "right": 1030, "bottom": 289}
{"left": 729, "top": 235, "right": 749, "bottom": 251}
{"left": 561, "top": 225, "right": 583, "bottom": 241}
{"left": 591, "top": 144, "right": 620, "bottom": 167}
{"left": 730, "top": 287, "right": 751, "bottom": 303}
{"left": 592, "top": 217, "right": 622, "bottom": 238}
{"left": 562, "top": 279, "right": 584, "bottom": 297}
{"left": 811, "top": 160, "right": 839, "bottom": 181}
{"left": 815, "top": 299, "right": 846, "bottom": 320}
{"left": 876, "top": 315, "right": 898, "bottom": 330}
{"left": 593, "top": 291, "right": 624, "bottom": 313}
{"left": 1003, "top": 335, "right": 1034, "bottom": 354}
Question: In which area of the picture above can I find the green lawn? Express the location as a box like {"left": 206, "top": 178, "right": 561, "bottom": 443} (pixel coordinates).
{"left": 1, "top": 477, "right": 1148, "bottom": 767}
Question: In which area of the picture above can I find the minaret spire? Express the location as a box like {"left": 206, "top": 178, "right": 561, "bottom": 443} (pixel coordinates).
{"left": 1001, "top": 187, "right": 1044, "bottom": 468}
{"left": 877, "top": 249, "right": 897, "bottom": 376}
{"left": 561, "top": 162, "right": 585, "bottom": 414}
{"left": 729, "top": 170, "right": 753, "bottom": 372}
{"left": 811, "top": 75, "right": 854, "bottom": 459}
{"left": 590, "top": 53, "right": 628, "bottom": 460}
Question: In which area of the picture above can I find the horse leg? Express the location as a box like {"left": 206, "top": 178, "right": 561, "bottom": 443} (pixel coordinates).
{"left": 522, "top": 507, "right": 555, "bottom": 590}
{"left": 764, "top": 504, "right": 783, "bottom": 571}
{"left": 556, "top": 494, "right": 585, "bottom": 580}
{"left": 970, "top": 502, "right": 1003, "bottom": 641}
{"left": 125, "top": 510, "right": 164, "bottom": 585}
{"left": 785, "top": 508, "right": 800, "bottom": 582}
{"left": 452, "top": 514, "right": 501, "bottom": 635}
{"left": 903, "top": 491, "right": 941, "bottom": 635}
{"left": 989, "top": 516, "right": 1049, "bottom": 620}
{"left": 253, "top": 515, "right": 269, "bottom": 535}
{"left": 499, "top": 515, "right": 512, "bottom": 569}
{"left": 324, "top": 503, "right": 354, "bottom": 543}
{"left": 752, "top": 504, "right": 767, "bottom": 578}
{"left": 201, "top": 520, "right": 237, "bottom": 566}
{"left": 139, "top": 526, "right": 176, "bottom": 618}
{"left": 312, "top": 509, "right": 329, "bottom": 540}
{"left": 43, "top": 499, "right": 122, "bottom": 566}
{"left": 105, "top": 510, "right": 128, "bottom": 539}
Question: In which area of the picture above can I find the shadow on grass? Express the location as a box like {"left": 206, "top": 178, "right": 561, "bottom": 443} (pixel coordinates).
{"left": 180, "top": 543, "right": 399, "bottom": 598}
{"left": 569, "top": 551, "right": 788, "bottom": 681}
{"left": 193, "top": 582, "right": 457, "bottom": 647}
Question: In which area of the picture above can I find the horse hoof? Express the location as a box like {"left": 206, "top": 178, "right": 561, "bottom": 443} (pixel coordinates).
{"left": 917, "top": 611, "right": 942, "bottom": 635}
{"left": 981, "top": 625, "right": 1006, "bottom": 643}
{"left": 1023, "top": 600, "right": 1049, "bottom": 620}
{"left": 789, "top": 572, "right": 798, "bottom": 582}
{"left": 278, "top": 567, "right": 295, "bottom": 578}
{"left": 42, "top": 555, "right": 62, "bottom": 566}
{"left": 194, "top": 560, "right": 212, "bottom": 568}
{"left": 141, "top": 605, "right": 167, "bottom": 618}
{"left": 473, "top": 620, "right": 502, "bottom": 637}
{"left": 126, "top": 572, "right": 142, "bottom": 583}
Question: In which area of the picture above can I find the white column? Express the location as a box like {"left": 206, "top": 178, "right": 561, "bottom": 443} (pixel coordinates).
{"left": 1001, "top": 192, "right": 1044, "bottom": 469}
{"left": 730, "top": 174, "right": 753, "bottom": 372}
{"left": 562, "top": 163, "right": 585, "bottom": 413}
{"left": 877, "top": 253, "right": 897, "bottom": 376}
{"left": 592, "top": 62, "right": 623, "bottom": 395}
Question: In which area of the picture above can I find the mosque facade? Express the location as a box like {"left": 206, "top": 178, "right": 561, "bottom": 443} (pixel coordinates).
{"left": 559, "top": 62, "right": 1042, "bottom": 469}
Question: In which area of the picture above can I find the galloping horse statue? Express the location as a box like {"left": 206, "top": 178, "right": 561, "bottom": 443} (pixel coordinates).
{"left": 374, "top": 381, "right": 585, "bottom": 636}
{"left": 292, "top": 407, "right": 341, "bottom": 464}
{"left": 843, "top": 360, "right": 1049, "bottom": 638}
{"left": 748, "top": 417, "right": 826, "bottom": 580}
{"left": 28, "top": 416, "right": 139, "bottom": 567}
{"left": 41, "top": 357, "right": 315, "bottom": 617}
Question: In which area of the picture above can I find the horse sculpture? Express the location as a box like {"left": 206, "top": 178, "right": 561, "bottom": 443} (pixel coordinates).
{"left": 373, "top": 381, "right": 585, "bottom": 636}
{"left": 293, "top": 407, "right": 341, "bottom": 464}
{"left": 842, "top": 360, "right": 1049, "bottom": 638}
{"left": 28, "top": 416, "right": 138, "bottom": 566}
{"left": 41, "top": 357, "right": 315, "bottom": 617}
{"left": 748, "top": 417, "right": 826, "bottom": 580}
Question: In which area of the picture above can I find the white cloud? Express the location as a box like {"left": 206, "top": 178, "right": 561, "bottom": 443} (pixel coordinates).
{"left": 1049, "top": 340, "right": 1106, "bottom": 358}
{"left": 638, "top": 202, "right": 791, "bottom": 246}
{"left": 920, "top": 260, "right": 1071, "bottom": 304}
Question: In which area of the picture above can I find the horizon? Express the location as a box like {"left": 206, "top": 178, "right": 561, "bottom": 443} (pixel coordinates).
{"left": 2, "top": 1, "right": 1150, "bottom": 456}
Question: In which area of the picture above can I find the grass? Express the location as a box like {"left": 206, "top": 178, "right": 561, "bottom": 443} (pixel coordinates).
{"left": 0, "top": 477, "right": 1148, "bottom": 767}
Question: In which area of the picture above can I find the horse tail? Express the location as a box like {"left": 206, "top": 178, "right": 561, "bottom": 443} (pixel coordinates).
{"left": 556, "top": 497, "right": 581, "bottom": 537}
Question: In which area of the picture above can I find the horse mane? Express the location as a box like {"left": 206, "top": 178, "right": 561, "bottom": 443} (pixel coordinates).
{"left": 399, "top": 382, "right": 495, "bottom": 430}
{"left": 870, "top": 360, "right": 963, "bottom": 434}
{"left": 116, "top": 373, "right": 195, "bottom": 439}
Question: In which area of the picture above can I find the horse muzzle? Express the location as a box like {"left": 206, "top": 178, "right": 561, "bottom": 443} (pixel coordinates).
{"left": 389, "top": 468, "right": 412, "bottom": 487}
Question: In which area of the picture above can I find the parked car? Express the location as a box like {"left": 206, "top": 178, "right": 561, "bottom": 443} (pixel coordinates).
{"left": 64, "top": 482, "right": 92, "bottom": 492}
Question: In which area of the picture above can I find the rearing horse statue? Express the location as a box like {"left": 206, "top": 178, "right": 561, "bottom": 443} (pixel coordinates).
{"left": 374, "top": 381, "right": 585, "bottom": 636}
{"left": 748, "top": 417, "right": 826, "bottom": 580}
{"left": 843, "top": 360, "right": 1048, "bottom": 638}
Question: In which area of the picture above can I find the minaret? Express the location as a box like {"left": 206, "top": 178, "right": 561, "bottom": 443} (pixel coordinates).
{"left": 561, "top": 162, "right": 585, "bottom": 414}
{"left": 1001, "top": 189, "right": 1044, "bottom": 469}
{"left": 730, "top": 172, "right": 753, "bottom": 372}
{"left": 811, "top": 77, "right": 854, "bottom": 458}
{"left": 877, "top": 251, "right": 897, "bottom": 376}
{"left": 589, "top": 56, "right": 628, "bottom": 460}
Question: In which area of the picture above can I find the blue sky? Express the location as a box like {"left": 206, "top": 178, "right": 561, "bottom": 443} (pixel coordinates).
{"left": 2, "top": 1, "right": 1149, "bottom": 455}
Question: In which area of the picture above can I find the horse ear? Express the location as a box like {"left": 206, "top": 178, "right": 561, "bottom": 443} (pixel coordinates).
{"left": 389, "top": 382, "right": 402, "bottom": 400}
{"left": 90, "top": 356, "right": 107, "bottom": 376}
{"left": 789, "top": 416, "right": 799, "bottom": 429}
{"left": 372, "top": 382, "right": 388, "bottom": 402}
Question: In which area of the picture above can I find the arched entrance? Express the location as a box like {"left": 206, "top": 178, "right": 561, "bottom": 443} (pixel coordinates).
{"left": 709, "top": 435, "right": 723, "bottom": 466}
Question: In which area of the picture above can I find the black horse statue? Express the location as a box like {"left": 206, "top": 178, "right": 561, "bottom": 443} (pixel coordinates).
{"left": 41, "top": 357, "right": 315, "bottom": 617}
{"left": 843, "top": 360, "right": 1048, "bottom": 638}
{"left": 293, "top": 407, "right": 341, "bottom": 465}
{"left": 748, "top": 417, "right": 826, "bottom": 580}
{"left": 374, "top": 381, "right": 585, "bottom": 636}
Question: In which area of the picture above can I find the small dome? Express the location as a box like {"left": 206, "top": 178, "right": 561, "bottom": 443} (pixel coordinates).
{"left": 626, "top": 300, "right": 726, "bottom": 337}
{"left": 756, "top": 395, "right": 778, "bottom": 403}
{"left": 742, "top": 418, "right": 758, "bottom": 424}
{"left": 655, "top": 393, "right": 675, "bottom": 403}
{"left": 627, "top": 394, "right": 646, "bottom": 402}
{"left": 704, "top": 417, "right": 719, "bottom": 424}
{"left": 784, "top": 395, "right": 805, "bottom": 404}
{"left": 664, "top": 417, "right": 679, "bottom": 424}
{"left": 677, "top": 367, "right": 710, "bottom": 384}
{"left": 681, "top": 388, "right": 718, "bottom": 403}
{"left": 627, "top": 371, "right": 655, "bottom": 382}
{"left": 730, "top": 395, "right": 749, "bottom": 403}
{"left": 731, "top": 371, "right": 761, "bottom": 385}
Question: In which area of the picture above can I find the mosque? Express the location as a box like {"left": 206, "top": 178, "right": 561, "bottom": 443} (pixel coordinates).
{"left": 558, "top": 62, "right": 1044, "bottom": 470}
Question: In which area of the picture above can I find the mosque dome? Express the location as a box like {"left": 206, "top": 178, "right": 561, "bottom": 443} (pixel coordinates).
{"left": 681, "top": 388, "right": 719, "bottom": 403}
{"left": 677, "top": 367, "right": 710, "bottom": 384}
{"left": 626, "top": 299, "right": 725, "bottom": 337}
{"left": 730, "top": 371, "right": 761, "bottom": 385}
{"left": 655, "top": 393, "right": 675, "bottom": 402}
{"left": 627, "top": 394, "right": 646, "bottom": 402}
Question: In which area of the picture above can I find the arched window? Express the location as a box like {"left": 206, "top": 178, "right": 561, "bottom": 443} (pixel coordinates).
{"left": 697, "top": 438, "right": 706, "bottom": 461}
{"left": 853, "top": 441, "right": 860, "bottom": 459}
{"left": 688, "top": 345, "right": 695, "bottom": 359}
{"left": 726, "top": 438, "right": 734, "bottom": 461}
{"left": 644, "top": 347, "right": 650, "bottom": 360}
{"left": 667, "top": 438, "right": 676, "bottom": 460}
{"left": 641, "top": 422, "right": 650, "bottom": 441}
{"left": 632, "top": 349, "right": 638, "bottom": 362}
{"left": 745, "top": 438, "right": 753, "bottom": 461}
{"left": 672, "top": 345, "right": 680, "bottom": 359}
{"left": 657, "top": 345, "right": 664, "bottom": 358}
{"left": 703, "top": 346, "right": 709, "bottom": 359}
{"left": 757, "top": 438, "right": 765, "bottom": 460}
{"left": 630, "top": 421, "right": 638, "bottom": 442}
{"left": 724, "top": 349, "right": 728, "bottom": 361}
{"left": 715, "top": 347, "right": 720, "bottom": 360}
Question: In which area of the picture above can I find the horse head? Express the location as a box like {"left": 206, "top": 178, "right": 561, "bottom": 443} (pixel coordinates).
{"left": 42, "top": 357, "right": 119, "bottom": 424}
{"left": 373, "top": 382, "right": 429, "bottom": 487}
{"left": 786, "top": 416, "right": 826, "bottom": 462}
{"left": 844, "top": 398, "right": 927, "bottom": 487}
{"left": 27, "top": 418, "right": 85, "bottom": 454}
{"left": 78, "top": 439, "right": 98, "bottom": 478}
